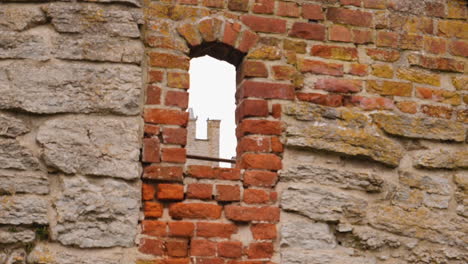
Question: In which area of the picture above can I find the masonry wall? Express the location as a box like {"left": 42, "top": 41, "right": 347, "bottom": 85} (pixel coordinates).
{"left": 186, "top": 118, "right": 221, "bottom": 166}
{"left": 0, "top": 0, "right": 467, "bottom": 264}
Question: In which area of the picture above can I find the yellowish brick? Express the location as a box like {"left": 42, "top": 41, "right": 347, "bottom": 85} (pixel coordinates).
{"left": 372, "top": 64, "right": 394, "bottom": 79}
{"left": 397, "top": 68, "right": 440, "bottom": 86}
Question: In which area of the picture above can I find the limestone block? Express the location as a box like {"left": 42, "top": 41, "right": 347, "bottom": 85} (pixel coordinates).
{"left": 0, "top": 227, "right": 35, "bottom": 244}
{"left": 43, "top": 3, "right": 141, "bottom": 38}
{"left": 285, "top": 103, "right": 403, "bottom": 167}
{"left": 53, "top": 176, "right": 140, "bottom": 248}
{"left": 423, "top": 193, "right": 450, "bottom": 209}
{"left": 414, "top": 149, "right": 468, "bottom": 169}
{"left": 281, "top": 185, "right": 367, "bottom": 222}
{"left": 0, "top": 170, "right": 49, "bottom": 195}
{"left": 37, "top": 116, "right": 141, "bottom": 180}
{"left": 281, "top": 220, "right": 336, "bottom": 250}
{"left": 0, "top": 6, "right": 46, "bottom": 32}
{"left": 0, "top": 248, "right": 27, "bottom": 264}
{"left": 399, "top": 171, "right": 451, "bottom": 195}
{"left": 372, "top": 113, "right": 465, "bottom": 142}
{"left": 281, "top": 165, "right": 384, "bottom": 192}
{"left": 0, "top": 139, "right": 39, "bottom": 171}
{"left": 53, "top": 35, "right": 144, "bottom": 64}
{"left": 282, "top": 249, "right": 377, "bottom": 264}
{"left": 0, "top": 31, "right": 50, "bottom": 61}
{"left": 0, "top": 61, "right": 142, "bottom": 115}
{"left": 0, "top": 113, "right": 29, "bottom": 138}
{"left": 0, "top": 195, "right": 48, "bottom": 225}
{"left": 79, "top": 0, "right": 142, "bottom": 7}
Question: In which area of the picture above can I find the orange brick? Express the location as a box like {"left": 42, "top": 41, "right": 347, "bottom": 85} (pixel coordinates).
{"left": 299, "top": 59, "right": 344, "bottom": 76}
{"left": 196, "top": 222, "right": 238, "bottom": 238}
{"left": 169, "top": 222, "right": 195, "bottom": 237}
{"left": 329, "top": 24, "right": 352, "bottom": 42}
{"left": 244, "top": 189, "right": 271, "bottom": 204}
{"left": 157, "top": 184, "right": 184, "bottom": 200}
{"left": 191, "top": 239, "right": 217, "bottom": 257}
{"left": 187, "top": 165, "right": 216, "bottom": 179}
{"left": 302, "top": 4, "right": 324, "bottom": 20}
{"left": 162, "top": 127, "right": 187, "bottom": 145}
{"left": 240, "top": 153, "right": 282, "bottom": 170}
{"left": 326, "top": 7, "right": 372, "bottom": 27}
{"left": 296, "top": 93, "right": 344, "bottom": 107}
{"left": 289, "top": 22, "right": 326, "bottom": 41}
{"left": 218, "top": 241, "right": 243, "bottom": 258}
{"left": 250, "top": 223, "right": 277, "bottom": 240}
{"left": 216, "top": 185, "right": 241, "bottom": 202}
{"left": 144, "top": 202, "right": 164, "bottom": 218}
{"left": 167, "top": 239, "right": 189, "bottom": 257}
{"left": 246, "top": 242, "right": 274, "bottom": 259}
{"left": 165, "top": 91, "right": 189, "bottom": 108}
{"left": 161, "top": 148, "right": 186, "bottom": 163}
{"left": 187, "top": 183, "right": 213, "bottom": 200}
{"left": 144, "top": 108, "right": 188, "bottom": 126}
{"left": 146, "top": 85, "right": 161, "bottom": 105}
{"left": 242, "top": 61, "right": 268, "bottom": 77}
{"left": 241, "top": 15, "right": 286, "bottom": 33}
{"left": 237, "top": 120, "right": 282, "bottom": 137}
{"left": 243, "top": 170, "right": 278, "bottom": 187}
{"left": 142, "top": 220, "right": 167, "bottom": 237}
{"left": 149, "top": 52, "right": 189, "bottom": 70}
{"left": 228, "top": 0, "right": 249, "bottom": 11}
{"left": 253, "top": 0, "right": 274, "bottom": 14}
{"left": 169, "top": 203, "right": 222, "bottom": 219}
{"left": 142, "top": 183, "right": 156, "bottom": 201}
{"left": 143, "top": 165, "right": 183, "bottom": 181}
{"left": 139, "top": 238, "right": 164, "bottom": 256}
{"left": 277, "top": 1, "right": 300, "bottom": 17}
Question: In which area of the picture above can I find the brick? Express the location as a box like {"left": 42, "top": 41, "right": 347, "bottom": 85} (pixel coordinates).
{"left": 165, "top": 91, "right": 189, "bottom": 108}
{"left": 311, "top": 45, "right": 358, "bottom": 61}
{"left": 416, "top": 87, "right": 461, "bottom": 106}
{"left": 396, "top": 101, "right": 418, "bottom": 114}
{"left": 399, "top": 33, "right": 423, "bottom": 50}
{"left": 146, "top": 36, "right": 189, "bottom": 52}
{"left": 277, "top": 1, "right": 301, "bottom": 17}
{"left": 237, "top": 120, "right": 282, "bottom": 136}
{"left": 271, "top": 137, "right": 283, "bottom": 153}
{"left": 376, "top": 31, "right": 399, "bottom": 48}
{"left": 228, "top": 0, "right": 249, "bottom": 11}
{"left": 252, "top": 0, "right": 275, "bottom": 14}
{"left": 238, "top": 30, "right": 260, "bottom": 53}
{"left": 372, "top": 64, "right": 394, "bottom": 79}
{"left": 327, "top": 7, "right": 373, "bottom": 27}
{"left": 142, "top": 183, "right": 156, "bottom": 201}
{"left": 424, "top": 36, "right": 447, "bottom": 55}
{"left": 329, "top": 25, "right": 352, "bottom": 42}
{"left": 367, "top": 80, "right": 413, "bottom": 97}
{"left": 191, "top": 239, "right": 217, "bottom": 257}
{"left": 297, "top": 93, "right": 344, "bottom": 107}
{"left": 341, "top": 0, "right": 361, "bottom": 7}
{"left": 452, "top": 76, "right": 468, "bottom": 91}
{"left": 299, "top": 59, "right": 344, "bottom": 76}
{"left": 366, "top": 48, "right": 400, "bottom": 62}
{"left": 143, "top": 138, "right": 160, "bottom": 163}
{"left": 198, "top": 18, "right": 222, "bottom": 42}
{"left": 244, "top": 189, "right": 271, "bottom": 204}
{"left": 225, "top": 206, "right": 280, "bottom": 222}
{"left": 247, "top": 46, "right": 282, "bottom": 60}
{"left": 345, "top": 96, "right": 394, "bottom": 111}
{"left": 352, "top": 29, "right": 373, "bottom": 44}
{"left": 289, "top": 22, "right": 326, "bottom": 41}
{"left": 195, "top": 258, "right": 224, "bottom": 264}
{"left": 187, "top": 165, "right": 216, "bottom": 179}
{"left": 449, "top": 40, "right": 468, "bottom": 57}
{"left": 272, "top": 65, "right": 297, "bottom": 81}
{"left": 169, "top": 203, "right": 222, "bottom": 219}
{"left": 202, "top": 0, "right": 224, "bottom": 8}
{"left": 144, "top": 202, "right": 164, "bottom": 218}
{"left": 146, "top": 85, "right": 161, "bottom": 105}
{"left": 139, "top": 238, "right": 164, "bottom": 256}
{"left": 144, "top": 108, "right": 188, "bottom": 126}
{"left": 447, "top": 0, "right": 467, "bottom": 19}
{"left": 169, "top": 222, "right": 195, "bottom": 237}
{"left": 166, "top": 239, "right": 188, "bottom": 257}
{"left": 408, "top": 54, "right": 465, "bottom": 73}
{"left": 425, "top": 2, "right": 445, "bottom": 17}
{"left": 315, "top": 79, "right": 362, "bottom": 93}
{"left": 187, "top": 183, "right": 213, "bottom": 200}
{"left": 396, "top": 68, "right": 440, "bottom": 86}
{"left": 223, "top": 22, "right": 241, "bottom": 46}
{"left": 239, "top": 81, "right": 295, "bottom": 100}
{"left": 218, "top": 241, "right": 243, "bottom": 258}
{"left": 143, "top": 165, "right": 183, "bottom": 181}
{"left": 157, "top": 184, "right": 184, "bottom": 200}
{"left": 349, "top": 64, "right": 368, "bottom": 76}
{"left": 283, "top": 39, "right": 307, "bottom": 53}
{"left": 142, "top": 220, "right": 167, "bottom": 237}
{"left": 162, "top": 148, "right": 186, "bottom": 163}
{"left": 302, "top": 4, "right": 324, "bottom": 20}
{"left": 246, "top": 242, "right": 274, "bottom": 259}
{"left": 149, "top": 70, "right": 164, "bottom": 83}
{"left": 438, "top": 20, "right": 468, "bottom": 39}
{"left": 196, "top": 222, "right": 238, "bottom": 238}
{"left": 144, "top": 124, "right": 160, "bottom": 136}
{"left": 238, "top": 136, "right": 271, "bottom": 153}
{"left": 243, "top": 170, "right": 278, "bottom": 187}
{"left": 167, "top": 72, "right": 190, "bottom": 89}
{"left": 242, "top": 61, "right": 268, "bottom": 78}
{"left": 241, "top": 15, "right": 287, "bottom": 33}
{"left": 177, "top": 23, "right": 202, "bottom": 46}
{"left": 457, "top": 109, "right": 468, "bottom": 123}
{"left": 216, "top": 185, "right": 241, "bottom": 202}
{"left": 240, "top": 153, "right": 282, "bottom": 170}
{"left": 250, "top": 223, "right": 277, "bottom": 240}
{"left": 162, "top": 128, "right": 187, "bottom": 145}
{"left": 149, "top": 52, "right": 189, "bottom": 70}
{"left": 216, "top": 168, "right": 241, "bottom": 180}
{"left": 363, "top": 0, "right": 386, "bottom": 9}
{"left": 421, "top": 105, "right": 453, "bottom": 119}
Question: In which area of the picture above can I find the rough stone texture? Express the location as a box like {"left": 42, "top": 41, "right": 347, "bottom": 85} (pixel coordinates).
{"left": 0, "top": 138, "right": 39, "bottom": 170}
{"left": 37, "top": 116, "right": 141, "bottom": 180}
{"left": 0, "top": 227, "right": 35, "bottom": 244}
{"left": 281, "top": 220, "right": 336, "bottom": 250}
{"left": 281, "top": 165, "right": 384, "bottom": 192}
{"left": 282, "top": 249, "right": 377, "bottom": 264}
{"left": 372, "top": 113, "right": 466, "bottom": 142}
{"left": 0, "top": 170, "right": 49, "bottom": 195}
{"left": 0, "top": 6, "right": 46, "bottom": 32}
{"left": 53, "top": 176, "right": 140, "bottom": 248}
{"left": 285, "top": 103, "right": 404, "bottom": 167}
{"left": 414, "top": 149, "right": 468, "bottom": 169}
{"left": 281, "top": 185, "right": 368, "bottom": 222}
{"left": 0, "top": 195, "right": 48, "bottom": 225}
{"left": 0, "top": 31, "right": 50, "bottom": 61}
{"left": 399, "top": 170, "right": 451, "bottom": 195}
{"left": 43, "top": 3, "right": 142, "bottom": 38}
{"left": 0, "top": 112, "right": 29, "bottom": 138}
{"left": 0, "top": 61, "right": 142, "bottom": 115}
{"left": 53, "top": 35, "right": 144, "bottom": 64}
{"left": 0, "top": 248, "right": 27, "bottom": 264}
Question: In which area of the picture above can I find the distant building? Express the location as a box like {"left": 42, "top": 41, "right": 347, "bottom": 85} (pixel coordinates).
{"left": 186, "top": 109, "right": 220, "bottom": 166}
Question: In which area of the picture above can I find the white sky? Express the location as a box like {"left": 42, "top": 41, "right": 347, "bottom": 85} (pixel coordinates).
{"left": 188, "top": 55, "right": 237, "bottom": 165}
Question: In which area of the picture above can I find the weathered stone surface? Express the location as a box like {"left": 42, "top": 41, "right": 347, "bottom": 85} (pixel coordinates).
{"left": 281, "top": 220, "right": 336, "bottom": 250}
{"left": 0, "top": 227, "right": 35, "bottom": 244}
{"left": 285, "top": 103, "right": 404, "bottom": 167}
{"left": 0, "top": 195, "right": 48, "bottom": 225}
{"left": 79, "top": 0, "right": 142, "bottom": 7}
{"left": 282, "top": 249, "right": 376, "bottom": 264}
{"left": 0, "top": 170, "right": 49, "bottom": 195}
{"left": 409, "top": 244, "right": 468, "bottom": 263}
{"left": 0, "top": 31, "right": 50, "bottom": 61}
{"left": 346, "top": 226, "right": 405, "bottom": 250}
{"left": 281, "top": 165, "right": 384, "bottom": 192}
{"left": 0, "top": 6, "right": 46, "bottom": 32}
{"left": 423, "top": 193, "right": 450, "bottom": 209}
{"left": 372, "top": 113, "right": 465, "bottom": 142}
{"left": 37, "top": 116, "right": 141, "bottom": 180}
{"left": 281, "top": 185, "right": 367, "bottom": 222}
{"left": 53, "top": 176, "right": 140, "bottom": 248}
{"left": 28, "top": 243, "right": 131, "bottom": 264}
{"left": 0, "top": 248, "right": 27, "bottom": 264}
{"left": 0, "top": 139, "right": 39, "bottom": 170}
{"left": 414, "top": 149, "right": 468, "bottom": 169}
{"left": 53, "top": 35, "right": 144, "bottom": 64}
{"left": 0, "top": 113, "right": 29, "bottom": 138}
{"left": 399, "top": 170, "right": 451, "bottom": 195}
{"left": 0, "top": 61, "right": 141, "bottom": 115}
{"left": 43, "top": 3, "right": 141, "bottom": 38}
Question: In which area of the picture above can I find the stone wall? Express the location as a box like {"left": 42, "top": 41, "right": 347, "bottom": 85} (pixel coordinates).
{"left": 1, "top": 0, "right": 467, "bottom": 264}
